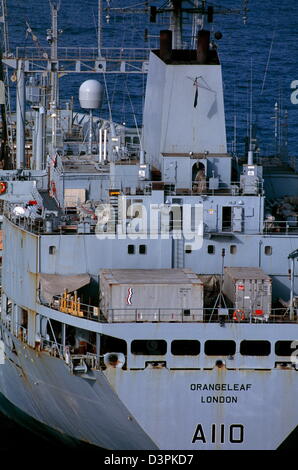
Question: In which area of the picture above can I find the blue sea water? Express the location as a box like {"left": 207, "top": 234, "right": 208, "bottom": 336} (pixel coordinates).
{"left": 0, "top": 0, "right": 297, "bottom": 451}
{"left": 5, "top": 0, "right": 298, "bottom": 157}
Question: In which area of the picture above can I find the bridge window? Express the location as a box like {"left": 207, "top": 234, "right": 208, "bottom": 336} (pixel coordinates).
{"left": 204, "top": 340, "right": 236, "bottom": 356}
{"left": 185, "top": 245, "right": 192, "bottom": 254}
{"left": 207, "top": 244, "right": 215, "bottom": 254}
{"left": 230, "top": 245, "right": 237, "bottom": 254}
{"left": 171, "top": 340, "right": 200, "bottom": 356}
{"left": 264, "top": 246, "right": 272, "bottom": 256}
{"left": 128, "top": 244, "right": 135, "bottom": 254}
{"left": 139, "top": 245, "right": 147, "bottom": 254}
{"left": 275, "top": 340, "right": 296, "bottom": 356}
{"left": 131, "top": 340, "right": 167, "bottom": 355}
{"left": 49, "top": 246, "right": 56, "bottom": 255}
{"left": 240, "top": 340, "right": 271, "bottom": 356}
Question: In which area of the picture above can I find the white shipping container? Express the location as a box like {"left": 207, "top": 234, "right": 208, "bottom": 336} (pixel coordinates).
{"left": 223, "top": 267, "right": 272, "bottom": 318}
{"left": 99, "top": 269, "right": 203, "bottom": 322}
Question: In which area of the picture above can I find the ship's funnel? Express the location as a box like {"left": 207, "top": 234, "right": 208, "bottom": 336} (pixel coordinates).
{"left": 196, "top": 30, "right": 210, "bottom": 64}
{"left": 159, "top": 30, "right": 172, "bottom": 62}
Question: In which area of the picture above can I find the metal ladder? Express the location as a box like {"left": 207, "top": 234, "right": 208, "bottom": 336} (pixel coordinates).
{"left": 109, "top": 193, "right": 119, "bottom": 228}
{"left": 173, "top": 237, "right": 185, "bottom": 268}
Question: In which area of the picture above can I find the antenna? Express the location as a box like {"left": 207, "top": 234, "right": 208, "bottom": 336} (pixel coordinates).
{"left": 232, "top": 84, "right": 237, "bottom": 155}
{"left": 210, "top": 248, "right": 227, "bottom": 323}
{"left": 281, "top": 107, "right": 288, "bottom": 161}
{"left": 170, "top": 1, "right": 182, "bottom": 49}
{"left": 98, "top": 0, "right": 103, "bottom": 58}
{"left": 273, "top": 101, "right": 279, "bottom": 158}
{"left": 242, "top": 0, "right": 249, "bottom": 24}
{"left": 278, "top": 83, "right": 282, "bottom": 156}
{"left": 105, "top": 1, "right": 247, "bottom": 50}
{"left": 48, "top": 2, "right": 59, "bottom": 105}
{"left": 0, "top": 0, "right": 13, "bottom": 166}
{"left": 261, "top": 28, "right": 275, "bottom": 96}
{"left": 247, "top": 57, "right": 254, "bottom": 165}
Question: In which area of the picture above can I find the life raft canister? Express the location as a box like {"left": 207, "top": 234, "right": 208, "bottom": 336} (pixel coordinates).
{"left": 233, "top": 309, "right": 245, "bottom": 321}
{"left": 0, "top": 181, "right": 7, "bottom": 194}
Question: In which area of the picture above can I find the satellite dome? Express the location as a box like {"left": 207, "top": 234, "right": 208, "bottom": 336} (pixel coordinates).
{"left": 79, "top": 80, "right": 104, "bottom": 109}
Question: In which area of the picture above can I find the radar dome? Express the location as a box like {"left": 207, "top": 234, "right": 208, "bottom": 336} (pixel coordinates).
{"left": 79, "top": 80, "right": 104, "bottom": 109}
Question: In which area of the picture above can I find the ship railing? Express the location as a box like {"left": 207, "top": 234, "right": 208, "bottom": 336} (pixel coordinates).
{"left": 51, "top": 295, "right": 100, "bottom": 321}
{"left": 39, "top": 339, "right": 102, "bottom": 371}
{"left": 288, "top": 155, "right": 298, "bottom": 172}
{"left": 47, "top": 300, "right": 298, "bottom": 323}
{"left": 4, "top": 206, "right": 298, "bottom": 240}
{"left": 2, "top": 320, "right": 28, "bottom": 343}
{"left": 105, "top": 308, "right": 204, "bottom": 323}
{"left": 189, "top": 180, "right": 263, "bottom": 196}
{"left": 17, "top": 325, "right": 28, "bottom": 343}
{"left": 107, "top": 179, "right": 264, "bottom": 197}
{"left": 263, "top": 220, "right": 298, "bottom": 234}
{"left": 4, "top": 209, "right": 44, "bottom": 234}
{"left": 15, "top": 46, "right": 150, "bottom": 61}
{"left": 69, "top": 353, "right": 99, "bottom": 373}
{"left": 38, "top": 338, "right": 64, "bottom": 358}
{"left": 104, "top": 307, "right": 294, "bottom": 323}
{"left": 1, "top": 317, "right": 11, "bottom": 330}
{"left": 4, "top": 208, "right": 100, "bottom": 236}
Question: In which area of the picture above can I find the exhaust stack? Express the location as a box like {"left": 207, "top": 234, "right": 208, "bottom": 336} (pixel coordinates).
{"left": 196, "top": 30, "right": 210, "bottom": 64}
{"left": 159, "top": 30, "right": 172, "bottom": 62}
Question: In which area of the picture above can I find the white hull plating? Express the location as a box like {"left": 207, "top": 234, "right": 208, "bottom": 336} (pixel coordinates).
{"left": 0, "top": 325, "right": 297, "bottom": 450}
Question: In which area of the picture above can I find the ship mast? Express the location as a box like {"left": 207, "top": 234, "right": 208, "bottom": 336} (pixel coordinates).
{"left": 48, "top": 1, "right": 60, "bottom": 106}
{"left": 153, "top": 1, "right": 246, "bottom": 50}
{"left": 48, "top": 1, "right": 60, "bottom": 159}
{"left": 170, "top": 0, "right": 183, "bottom": 49}
{"left": 98, "top": 0, "right": 103, "bottom": 58}
{"left": 0, "top": 0, "right": 13, "bottom": 168}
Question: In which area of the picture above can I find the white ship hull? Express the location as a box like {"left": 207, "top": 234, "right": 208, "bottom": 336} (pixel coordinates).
{"left": 0, "top": 325, "right": 297, "bottom": 450}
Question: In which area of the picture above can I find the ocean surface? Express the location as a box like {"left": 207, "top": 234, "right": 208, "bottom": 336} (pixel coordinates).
{"left": 6, "top": 0, "right": 298, "bottom": 156}
{"left": 0, "top": 0, "right": 297, "bottom": 451}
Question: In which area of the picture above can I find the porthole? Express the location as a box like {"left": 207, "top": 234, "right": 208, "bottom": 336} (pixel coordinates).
{"left": 204, "top": 340, "right": 236, "bottom": 356}
{"left": 275, "top": 340, "right": 295, "bottom": 356}
{"left": 171, "top": 340, "right": 200, "bottom": 356}
{"left": 240, "top": 340, "right": 271, "bottom": 356}
{"left": 131, "top": 340, "right": 167, "bottom": 355}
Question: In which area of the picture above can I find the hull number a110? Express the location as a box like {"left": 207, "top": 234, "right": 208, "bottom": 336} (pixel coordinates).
{"left": 192, "top": 424, "right": 244, "bottom": 444}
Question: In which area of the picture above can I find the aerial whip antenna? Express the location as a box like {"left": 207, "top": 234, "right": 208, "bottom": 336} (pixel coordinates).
{"left": 242, "top": 0, "right": 249, "bottom": 24}
{"left": 261, "top": 28, "right": 276, "bottom": 96}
